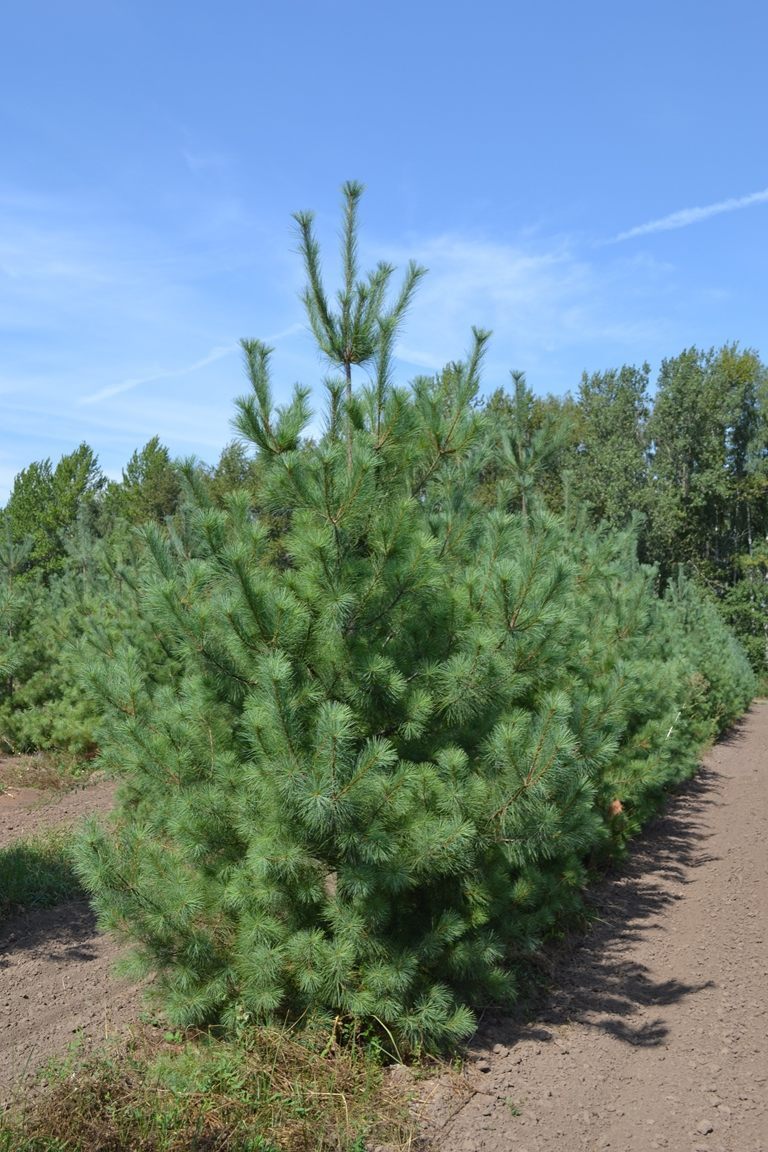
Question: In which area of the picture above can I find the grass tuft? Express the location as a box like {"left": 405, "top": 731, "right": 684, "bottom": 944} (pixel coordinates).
{"left": 0, "top": 830, "right": 85, "bottom": 920}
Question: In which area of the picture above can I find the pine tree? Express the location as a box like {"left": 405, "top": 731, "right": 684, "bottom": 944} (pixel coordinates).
{"left": 103, "top": 437, "right": 182, "bottom": 526}
{"left": 488, "top": 372, "right": 572, "bottom": 517}
{"left": 0, "top": 531, "right": 34, "bottom": 733}
{"left": 2, "top": 444, "right": 104, "bottom": 579}
{"left": 73, "top": 185, "right": 756, "bottom": 1051}
{"left": 294, "top": 180, "right": 426, "bottom": 458}
{"left": 0, "top": 489, "right": 182, "bottom": 754}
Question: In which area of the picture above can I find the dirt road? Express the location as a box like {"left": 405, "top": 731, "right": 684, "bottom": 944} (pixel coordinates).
{"left": 417, "top": 703, "right": 768, "bottom": 1152}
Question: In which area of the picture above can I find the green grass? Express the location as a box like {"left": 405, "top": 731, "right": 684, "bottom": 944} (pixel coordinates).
{"left": 0, "top": 829, "right": 85, "bottom": 920}
{"left": 0, "top": 1020, "right": 414, "bottom": 1152}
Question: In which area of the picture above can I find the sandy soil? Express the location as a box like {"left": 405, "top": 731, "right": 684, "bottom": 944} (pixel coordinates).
{"left": 1, "top": 705, "right": 766, "bottom": 1149}
{"left": 415, "top": 703, "right": 768, "bottom": 1152}
{"left": 0, "top": 902, "right": 144, "bottom": 1106}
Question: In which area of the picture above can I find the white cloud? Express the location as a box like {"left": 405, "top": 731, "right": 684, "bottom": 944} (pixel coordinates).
{"left": 375, "top": 233, "right": 666, "bottom": 389}
{"left": 77, "top": 322, "right": 307, "bottom": 407}
{"left": 380, "top": 235, "right": 589, "bottom": 369}
{"left": 614, "top": 186, "right": 768, "bottom": 241}
{"left": 0, "top": 181, "right": 731, "bottom": 503}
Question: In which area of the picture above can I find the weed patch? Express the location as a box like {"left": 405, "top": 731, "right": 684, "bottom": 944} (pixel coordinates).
{"left": 0, "top": 751, "right": 93, "bottom": 795}
{"left": 0, "top": 1022, "right": 413, "bottom": 1151}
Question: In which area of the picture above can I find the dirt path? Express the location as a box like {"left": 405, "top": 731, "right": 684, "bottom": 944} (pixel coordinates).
{"left": 416, "top": 702, "right": 768, "bottom": 1152}
{"left": 0, "top": 902, "right": 144, "bottom": 1106}
{"left": 0, "top": 774, "right": 145, "bottom": 1108}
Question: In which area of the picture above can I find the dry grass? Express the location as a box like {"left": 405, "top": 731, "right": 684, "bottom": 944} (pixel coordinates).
{"left": 0, "top": 751, "right": 93, "bottom": 794}
{"left": 0, "top": 1020, "right": 418, "bottom": 1152}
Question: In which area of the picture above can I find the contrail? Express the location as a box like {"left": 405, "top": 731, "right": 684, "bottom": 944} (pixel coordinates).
{"left": 614, "top": 186, "right": 768, "bottom": 241}
{"left": 79, "top": 345, "right": 236, "bottom": 405}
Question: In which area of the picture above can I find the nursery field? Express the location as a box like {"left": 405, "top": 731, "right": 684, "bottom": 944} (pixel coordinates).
{"left": 1, "top": 705, "right": 766, "bottom": 1150}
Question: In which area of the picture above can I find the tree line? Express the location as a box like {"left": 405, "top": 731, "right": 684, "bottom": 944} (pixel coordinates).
{"left": 3, "top": 346, "right": 764, "bottom": 755}
{"left": 492, "top": 342, "right": 768, "bottom": 671}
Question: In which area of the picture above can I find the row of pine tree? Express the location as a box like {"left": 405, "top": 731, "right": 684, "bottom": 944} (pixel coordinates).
{"left": 0, "top": 184, "right": 762, "bottom": 1047}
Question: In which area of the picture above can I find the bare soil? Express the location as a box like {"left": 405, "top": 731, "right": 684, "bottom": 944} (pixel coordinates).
{"left": 0, "top": 774, "right": 145, "bottom": 1109}
{"left": 0, "top": 705, "right": 766, "bottom": 1151}
{"left": 0, "top": 776, "right": 117, "bottom": 848}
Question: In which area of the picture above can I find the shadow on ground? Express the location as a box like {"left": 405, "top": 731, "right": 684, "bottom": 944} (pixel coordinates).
{"left": 0, "top": 900, "right": 100, "bottom": 968}
{"left": 474, "top": 747, "right": 742, "bottom": 1052}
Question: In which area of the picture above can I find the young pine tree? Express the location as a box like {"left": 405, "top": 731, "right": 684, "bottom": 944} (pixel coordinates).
{"left": 73, "top": 185, "right": 754, "bottom": 1050}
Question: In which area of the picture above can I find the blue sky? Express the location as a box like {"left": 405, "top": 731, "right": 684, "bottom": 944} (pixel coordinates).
{"left": 2, "top": 0, "right": 767, "bottom": 502}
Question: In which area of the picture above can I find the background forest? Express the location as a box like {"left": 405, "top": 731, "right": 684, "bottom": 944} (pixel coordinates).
{"left": 0, "top": 186, "right": 764, "bottom": 1047}
{"left": 2, "top": 341, "right": 765, "bottom": 757}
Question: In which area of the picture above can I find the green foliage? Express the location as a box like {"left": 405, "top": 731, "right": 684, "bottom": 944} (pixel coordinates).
{"left": 1, "top": 443, "right": 104, "bottom": 579}
{"left": 0, "top": 504, "right": 182, "bottom": 754}
{"left": 0, "top": 531, "right": 33, "bottom": 696}
{"left": 0, "top": 565, "right": 99, "bottom": 753}
{"left": 294, "top": 180, "right": 426, "bottom": 448}
{"left": 645, "top": 344, "right": 768, "bottom": 585}
{"left": 516, "top": 344, "right": 768, "bottom": 675}
{"left": 570, "top": 363, "right": 651, "bottom": 529}
{"left": 721, "top": 545, "right": 768, "bottom": 673}
{"left": 657, "top": 572, "right": 756, "bottom": 739}
{"left": 206, "top": 440, "right": 261, "bottom": 506}
{"left": 481, "top": 373, "right": 572, "bottom": 516}
{"left": 71, "top": 186, "right": 755, "bottom": 1051}
{"left": 0, "top": 183, "right": 758, "bottom": 1056}
{"left": 104, "top": 436, "right": 183, "bottom": 527}
{"left": 0, "top": 447, "right": 120, "bottom": 751}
